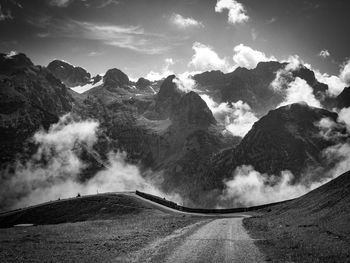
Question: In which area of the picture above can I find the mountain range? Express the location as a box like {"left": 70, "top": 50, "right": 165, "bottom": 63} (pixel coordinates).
{"left": 0, "top": 52, "right": 349, "bottom": 209}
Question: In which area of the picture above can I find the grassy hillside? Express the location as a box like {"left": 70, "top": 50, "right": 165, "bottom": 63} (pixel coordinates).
{"left": 0, "top": 193, "right": 164, "bottom": 228}
{"left": 244, "top": 170, "right": 350, "bottom": 262}
{"left": 0, "top": 193, "right": 204, "bottom": 262}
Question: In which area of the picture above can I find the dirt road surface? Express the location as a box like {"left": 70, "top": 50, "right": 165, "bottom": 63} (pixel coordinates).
{"left": 127, "top": 216, "right": 265, "bottom": 263}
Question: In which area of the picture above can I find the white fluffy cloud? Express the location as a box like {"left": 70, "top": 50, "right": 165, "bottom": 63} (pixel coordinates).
{"left": 170, "top": 13, "right": 203, "bottom": 29}
{"left": 319, "top": 49, "right": 330, "bottom": 58}
{"left": 188, "top": 42, "right": 229, "bottom": 72}
{"left": 232, "top": 44, "right": 276, "bottom": 69}
{"left": 338, "top": 107, "right": 350, "bottom": 132}
{"left": 314, "top": 71, "right": 345, "bottom": 97}
{"left": 0, "top": 114, "right": 182, "bottom": 209}
{"left": 172, "top": 72, "right": 199, "bottom": 93}
{"left": 146, "top": 58, "right": 174, "bottom": 81}
{"left": 201, "top": 95, "right": 258, "bottom": 137}
{"left": 313, "top": 59, "right": 350, "bottom": 97}
{"left": 219, "top": 165, "right": 312, "bottom": 207}
{"left": 278, "top": 77, "right": 321, "bottom": 108}
{"left": 215, "top": 0, "right": 249, "bottom": 25}
{"left": 340, "top": 59, "right": 350, "bottom": 85}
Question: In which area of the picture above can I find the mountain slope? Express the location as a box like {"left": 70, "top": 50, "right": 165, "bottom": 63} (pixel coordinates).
{"left": 47, "top": 60, "right": 91, "bottom": 87}
{"left": 244, "top": 170, "right": 350, "bottom": 262}
{"left": 0, "top": 53, "right": 74, "bottom": 165}
{"left": 194, "top": 61, "right": 332, "bottom": 116}
{"left": 206, "top": 103, "right": 346, "bottom": 184}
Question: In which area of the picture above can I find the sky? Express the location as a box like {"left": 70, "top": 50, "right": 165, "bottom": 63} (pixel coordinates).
{"left": 0, "top": 0, "right": 349, "bottom": 79}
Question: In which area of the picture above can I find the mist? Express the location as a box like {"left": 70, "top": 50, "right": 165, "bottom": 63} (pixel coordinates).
{"left": 0, "top": 114, "right": 181, "bottom": 211}
{"left": 218, "top": 165, "right": 313, "bottom": 207}
{"left": 200, "top": 94, "right": 258, "bottom": 137}
{"left": 218, "top": 107, "right": 350, "bottom": 208}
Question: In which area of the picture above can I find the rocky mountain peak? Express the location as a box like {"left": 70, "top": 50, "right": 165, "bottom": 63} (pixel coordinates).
{"left": 154, "top": 75, "right": 184, "bottom": 118}
{"left": 103, "top": 68, "right": 129, "bottom": 89}
{"left": 0, "top": 53, "right": 34, "bottom": 73}
{"left": 206, "top": 103, "right": 343, "bottom": 184}
{"left": 292, "top": 65, "right": 328, "bottom": 97}
{"left": 170, "top": 91, "right": 216, "bottom": 128}
{"left": 136, "top": 77, "right": 151, "bottom": 89}
{"left": 47, "top": 60, "right": 91, "bottom": 87}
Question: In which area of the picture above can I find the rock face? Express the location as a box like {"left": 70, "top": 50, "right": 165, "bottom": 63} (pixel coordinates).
{"left": 336, "top": 87, "right": 350, "bottom": 108}
{"left": 205, "top": 103, "right": 345, "bottom": 184}
{"left": 103, "top": 68, "right": 129, "bottom": 90}
{"left": 170, "top": 91, "right": 216, "bottom": 128}
{"left": 2, "top": 52, "right": 348, "bottom": 209}
{"left": 0, "top": 53, "right": 74, "bottom": 165}
{"left": 154, "top": 75, "right": 184, "bottom": 118}
{"left": 292, "top": 66, "right": 328, "bottom": 100}
{"left": 136, "top": 77, "right": 152, "bottom": 89}
{"left": 194, "top": 61, "right": 331, "bottom": 116}
{"left": 47, "top": 60, "right": 91, "bottom": 87}
{"left": 0, "top": 53, "right": 34, "bottom": 72}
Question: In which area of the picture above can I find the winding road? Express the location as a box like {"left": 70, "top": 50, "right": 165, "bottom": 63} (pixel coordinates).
{"left": 128, "top": 216, "right": 265, "bottom": 263}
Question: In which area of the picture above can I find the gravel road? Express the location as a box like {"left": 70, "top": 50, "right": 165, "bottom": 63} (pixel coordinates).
{"left": 129, "top": 216, "right": 265, "bottom": 263}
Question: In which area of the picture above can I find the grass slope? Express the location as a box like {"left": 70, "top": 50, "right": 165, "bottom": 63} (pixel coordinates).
{"left": 244, "top": 170, "right": 350, "bottom": 262}
{"left": 0, "top": 193, "right": 162, "bottom": 228}
{"left": 0, "top": 193, "right": 203, "bottom": 262}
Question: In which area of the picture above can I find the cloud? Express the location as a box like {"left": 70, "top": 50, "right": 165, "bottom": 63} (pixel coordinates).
{"left": 201, "top": 95, "right": 258, "bottom": 137}
{"left": 87, "top": 51, "right": 103, "bottom": 57}
{"left": 314, "top": 71, "right": 345, "bottom": 97}
{"left": 188, "top": 42, "right": 229, "bottom": 72}
{"left": 338, "top": 107, "right": 350, "bottom": 132}
{"left": 251, "top": 28, "right": 257, "bottom": 41}
{"left": 323, "top": 142, "right": 350, "bottom": 178}
{"left": 28, "top": 17, "right": 171, "bottom": 55}
{"left": 49, "top": 0, "right": 119, "bottom": 8}
{"left": 232, "top": 44, "right": 276, "bottom": 69}
{"left": 270, "top": 56, "right": 323, "bottom": 107}
{"left": 88, "top": 0, "right": 119, "bottom": 8}
{"left": 278, "top": 77, "right": 321, "bottom": 108}
{"left": 0, "top": 4, "right": 13, "bottom": 21}
{"left": 145, "top": 58, "right": 174, "bottom": 81}
{"left": 49, "top": 0, "right": 72, "bottom": 7}
{"left": 283, "top": 55, "right": 304, "bottom": 71}
{"left": 0, "top": 114, "right": 181, "bottom": 210}
{"left": 218, "top": 107, "right": 350, "bottom": 207}
{"left": 218, "top": 143, "right": 350, "bottom": 207}
{"left": 224, "top": 101, "right": 258, "bottom": 137}
{"left": 313, "top": 59, "right": 350, "bottom": 97}
{"left": 340, "top": 59, "right": 350, "bottom": 86}
{"left": 172, "top": 72, "right": 198, "bottom": 93}
{"left": 219, "top": 165, "right": 312, "bottom": 207}
{"left": 267, "top": 17, "right": 277, "bottom": 24}
{"left": 5, "top": 50, "right": 18, "bottom": 58}
{"left": 215, "top": 0, "right": 249, "bottom": 25}
{"left": 170, "top": 13, "right": 203, "bottom": 29}
{"left": 319, "top": 49, "right": 330, "bottom": 58}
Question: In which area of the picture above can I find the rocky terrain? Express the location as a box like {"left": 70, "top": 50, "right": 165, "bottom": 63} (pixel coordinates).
{"left": 47, "top": 60, "right": 91, "bottom": 87}
{"left": 0, "top": 53, "right": 73, "bottom": 167}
